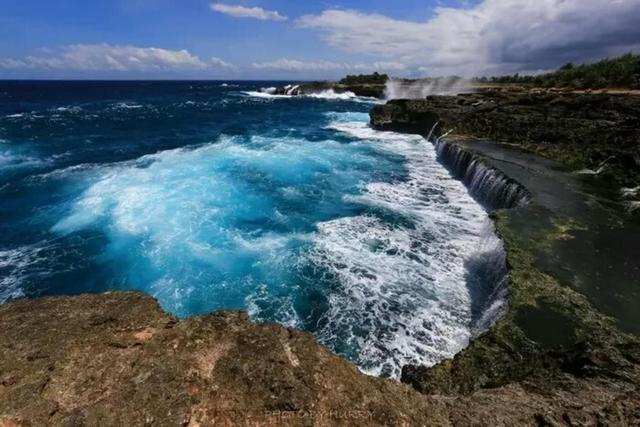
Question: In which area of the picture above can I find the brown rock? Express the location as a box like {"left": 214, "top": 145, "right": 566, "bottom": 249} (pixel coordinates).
{"left": 1, "top": 292, "right": 640, "bottom": 426}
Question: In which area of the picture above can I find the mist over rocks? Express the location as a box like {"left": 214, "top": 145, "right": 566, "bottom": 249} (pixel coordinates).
{"left": 384, "top": 77, "right": 475, "bottom": 99}
{"left": 267, "top": 76, "right": 476, "bottom": 100}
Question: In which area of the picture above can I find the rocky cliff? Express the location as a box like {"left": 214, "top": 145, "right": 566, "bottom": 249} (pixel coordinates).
{"left": 370, "top": 90, "right": 640, "bottom": 188}
{"left": 368, "top": 89, "right": 640, "bottom": 425}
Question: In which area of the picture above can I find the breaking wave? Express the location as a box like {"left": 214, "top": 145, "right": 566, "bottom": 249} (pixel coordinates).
{"left": 0, "top": 81, "right": 509, "bottom": 380}
{"left": 318, "top": 115, "right": 508, "bottom": 377}
{"left": 44, "top": 116, "right": 508, "bottom": 378}
{"left": 242, "top": 88, "right": 378, "bottom": 103}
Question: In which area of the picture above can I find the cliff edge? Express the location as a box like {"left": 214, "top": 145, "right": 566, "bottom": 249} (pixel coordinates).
{"left": 370, "top": 90, "right": 640, "bottom": 189}
{"left": 2, "top": 89, "right": 640, "bottom": 426}
{"left": 1, "top": 291, "right": 639, "bottom": 426}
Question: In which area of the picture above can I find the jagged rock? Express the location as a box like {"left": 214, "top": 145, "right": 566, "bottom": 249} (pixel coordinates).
{"left": 370, "top": 91, "right": 640, "bottom": 186}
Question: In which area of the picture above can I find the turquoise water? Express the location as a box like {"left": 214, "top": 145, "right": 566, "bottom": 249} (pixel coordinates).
{"left": 0, "top": 81, "right": 505, "bottom": 377}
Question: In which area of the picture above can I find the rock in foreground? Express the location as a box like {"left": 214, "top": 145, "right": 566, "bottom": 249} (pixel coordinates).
{"left": 0, "top": 292, "right": 442, "bottom": 426}
{"left": 1, "top": 292, "right": 640, "bottom": 426}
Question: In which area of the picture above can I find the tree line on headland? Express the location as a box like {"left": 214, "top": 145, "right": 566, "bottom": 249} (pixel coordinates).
{"left": 339, "top": 53, "right": 640, "bottom": 90}
{"left": 339, "top": 72, "right": 389, "bottom": 85}
{"left": 476, "top": 53, "right": 640, "bottom": 89}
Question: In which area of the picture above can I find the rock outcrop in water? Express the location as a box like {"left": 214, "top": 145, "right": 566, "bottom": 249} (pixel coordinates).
{"left": 271, "top": 81, "right": 386, "bottom": 98}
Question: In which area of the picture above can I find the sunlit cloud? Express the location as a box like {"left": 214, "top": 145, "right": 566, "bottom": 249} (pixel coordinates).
{"left": 0, "top": 44, "right": 235, "bottom": 72}
{"left": 298, "top": 0, "right": 640, "bottom": 76}
{"left": 251, "top": 58, "right": 405, "bottom": 73}
{"left": 210, "top": 3, "right": 287, "bottom": 21}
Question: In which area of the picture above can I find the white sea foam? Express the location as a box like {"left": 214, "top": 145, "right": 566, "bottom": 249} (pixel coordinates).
{"left": 306, "top": 89, "right": 357, "bottom": 100}
{"left": 50, "top": 134, "right": 372, "bottom": 318}
{"left": 314, "top": 115, "right": 507, "bottom": 377}
{"left": 26, "top": 162, "right": 100, "bottom": 183}
{"left": 241, "top": 90, "right": 292, "bottom": 99}
{"left": 112, "top": 102, "right": 143, "bottom": 110}
{"left": 242, "top": 88, "right": 379, "bottom": 103}
{"left": 44, "top": 113, "right": 506, "bottom": 378}
{"left": 53, "top": 106, "right": 83, "bottom": 113}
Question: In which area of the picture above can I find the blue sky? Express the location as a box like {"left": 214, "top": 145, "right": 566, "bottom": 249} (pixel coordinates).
{"left": 0, "top": 0, "right": 638, "bottom": 79}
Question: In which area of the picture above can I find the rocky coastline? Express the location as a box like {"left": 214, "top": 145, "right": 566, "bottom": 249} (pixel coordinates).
{"left": 271, "top": 81, "right": 387, "bottom": 98}
{"left": 2, "top": 88, "right": 640, "bottom": 426}
{"left": 371, "top": 89, "right": 640, "bottom": 421}
{"left": 370, "top": 89, "right": 640, "bottom": 190}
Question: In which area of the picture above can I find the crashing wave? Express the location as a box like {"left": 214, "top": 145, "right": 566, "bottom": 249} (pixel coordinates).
{"left": 324, "top": 115, "right": 509, "bottom": 377}
{"left": 305, "top": 90, "right": 380, "bottom": 103}
{"left": 241, "top": 90, "right": 292, "bottom": 99}
{"left": 244, "top": 87, "right": 378, "bottom": 103}
{"left": 283, "top": 84, "right": 300, "bottom": 95}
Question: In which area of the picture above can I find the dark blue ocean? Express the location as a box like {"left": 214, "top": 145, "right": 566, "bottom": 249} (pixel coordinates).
{"left": 0, "top": 81, "right": 504, "bottom": 377}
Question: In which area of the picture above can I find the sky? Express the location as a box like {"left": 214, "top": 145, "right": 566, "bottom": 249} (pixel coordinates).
{"left": 0, "top": 0, "right": 639, "bottom": 80}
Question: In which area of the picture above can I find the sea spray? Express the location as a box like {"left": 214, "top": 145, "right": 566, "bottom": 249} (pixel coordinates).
{"left": 385, "top": 77, "right": 474, "bottom": 99}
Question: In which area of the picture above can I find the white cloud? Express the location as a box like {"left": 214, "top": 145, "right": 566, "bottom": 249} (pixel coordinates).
{"left": 209, "top": 56, "right": 237, "bottom": 69}
{"left": 298, "top": 0, "right": 640, "bottom": 76}
{"left": 0, "top": 44, "right": 235, "bottom": 72}
{"left": 252, "top": 58, "right": 406, "bottom": 73}
{"left": 210, "top": 3, "right": 287, "bottom": 21}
